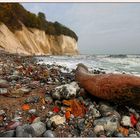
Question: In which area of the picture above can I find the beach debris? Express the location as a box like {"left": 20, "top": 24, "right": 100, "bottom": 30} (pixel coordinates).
{"left": 0, "top": 52, "right": 140, "bottom": 138}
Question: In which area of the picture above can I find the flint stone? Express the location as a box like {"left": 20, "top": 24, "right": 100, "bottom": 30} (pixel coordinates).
{"left": 43, "top": 130, "right": 56, "bottom": 137}
{"left": 46, "top": 120, "right": 52, "bottom": 129}
{"left": 136, "top": 122, "right": 140, "bottom": 132}
{"left": 31, "top": 122, "right": 46, "bottom": 136}
{"left": 6, "top": 121, "right": 22, "bottom": 130}
{"left": 94, "top": 115, "right": 119, "bottom": 132}
{"left": 0, "top": 130, "right": 15, "bottom": 137}
{"left": 25, "top": 96, "right": 39, "bottom": 103}
{"left": 99, "top": 103, "right": 120, "bottom": 119}
{"left": 129, "top": 134, "right": 138, "bottom": 137}
{"left": 16, "top": 124, "right": 35, "bottom": 137}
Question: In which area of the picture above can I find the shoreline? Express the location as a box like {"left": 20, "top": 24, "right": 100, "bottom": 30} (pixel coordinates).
{"left": 0, "top": 52, "right": 140, "bottom": 137}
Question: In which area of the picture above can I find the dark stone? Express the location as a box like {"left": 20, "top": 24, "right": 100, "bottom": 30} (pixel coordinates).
{"left": 16, "top": 124, "right": 35, "bottom": 137}
{"left": 43, "top": 130, "right": 56, "bottom": 137}
{"left": 0, "top": 130, "right": 15, "bottom": 137}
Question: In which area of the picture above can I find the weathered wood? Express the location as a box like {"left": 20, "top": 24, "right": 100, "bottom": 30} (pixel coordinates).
{"left": 75, "top": 63, "right": 140, "bottom": 108}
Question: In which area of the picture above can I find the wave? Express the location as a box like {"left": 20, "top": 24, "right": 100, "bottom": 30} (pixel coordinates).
{"left": 107, "top": 54, "right": 128, "bottom": 58}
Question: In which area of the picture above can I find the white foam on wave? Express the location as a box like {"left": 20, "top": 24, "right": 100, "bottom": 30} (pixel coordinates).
{"left": 37, "top": 55, "right": 140, "bottom": 76}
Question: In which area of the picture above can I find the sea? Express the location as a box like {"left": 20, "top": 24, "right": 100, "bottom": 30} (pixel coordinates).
{"left": 37, "top": 54, "right": 140, "bottom": 76}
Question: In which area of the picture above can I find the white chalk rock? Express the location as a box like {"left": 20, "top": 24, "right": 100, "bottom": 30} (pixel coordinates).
{"left": 52, "top": 82, "right": 80, "bottom": 100}
{"left": 50, "top": 115, "right": 66, "bottom": 125}
{"left": 94, "top": 125, "right": 104, "bottom": 134}
{"left": 121, "top": 116, "right": 132, "bottom": 127}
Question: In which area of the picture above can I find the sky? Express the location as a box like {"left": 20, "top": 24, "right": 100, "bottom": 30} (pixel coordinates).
{"left": 22, "top": 3, "right": 140, "bottom": 54}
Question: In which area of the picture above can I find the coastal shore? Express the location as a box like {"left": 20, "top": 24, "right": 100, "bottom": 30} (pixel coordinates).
{"left": 0, "top": 51, "right": 140, "bottom": 137}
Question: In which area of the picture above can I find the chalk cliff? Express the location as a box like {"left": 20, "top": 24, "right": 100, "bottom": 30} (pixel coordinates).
{"left": 0, "top": 3, "right": 78, "bottom": 55}
{"left": 0, "top": 23, "right": 78, "bottom": 55}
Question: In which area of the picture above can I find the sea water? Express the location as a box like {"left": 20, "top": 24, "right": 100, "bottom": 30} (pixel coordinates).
{"left": 37, "top": 54, "right": 140, "bottom": 76}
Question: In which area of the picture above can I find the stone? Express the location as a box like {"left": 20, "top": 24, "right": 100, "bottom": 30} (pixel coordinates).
{"left": 0, "top": 130, "right": 15, "bottom": 137}
{"left": 50, "top": 115, "right": 66, "bottom": 125}
{"left": 99, "top": 103, "right": 120, "bottom": 119}
{"left": 94, "top": 115, "right": 119, "bottom": 132}
{"left": 16, "top": 124, "right": 35, "bottom": 137}
{"left": 31, "top": 122, "right": 46, "bottom": 136}
{"left": 94, "top": 125, "right": 104, "bottom": 134}
{"left": 9, "top": 88, "right": 30, "bottom": 98}
{"left": 77, "top": 119, "right": 85, "bottom": 131}
{"left": 45, "top": 96, "right": 53, "bottom": 104}
{"left": 46, "top": 120, "right": 52, "bottom": 129}
{"left": 6, "top": 121, "right": 22, "bottom": 130}
{"left": 28, "top": 109, "right": 36, "bottom": 115}
{"left": 0, "top": 79, "right": 9, "bottom": 88}
{"left": 32, "top": 117, "right": 41, "bottom": 123}
{"left": 0, "top": 110, "right": 5, "bottom": 116}
{"left": 18, "top": 87, "right": 31, "bottom": 94}
{"left": 121, "top": 116, "right": 132, "bottom": 127}
{"left": 63, "top": 99, "right": 86, "bottom": 117}
{"left": 25, "top": 96, "right": 40, "bottom": 103}
{"left": 0, "top": 88, "right": 8, "bottom": 95}
{"left": 129, "top": 134, "right": 138, "bottom": 137}
{"left": 136, "top": 122, "right": 140, "bottom": 132}
{"left": 75, "top": 63, "right": 140, "bottom": 107}
{"left": 43, "top": 130, "right": 56, "bottom": 137}
{"left": 113, "top": 131, "right": 124, "bottom": 137}
{"left": 52, "top": 82, "right": 80, "bottom": 100}
{"left": 89, "top": 107, "right": 101, "bottom": 118}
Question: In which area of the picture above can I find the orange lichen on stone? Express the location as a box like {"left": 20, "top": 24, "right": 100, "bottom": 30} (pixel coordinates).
{"left": 63, "top": 99, "right": 86, "bottom": 117}
{"left": 118, "top": 126, "right": 129, "bottom": 137}
{"left": 65, "top": 111, "right": 71, "bottom": 120}
{"left": 22, "top": 104, "right": 30, "bottom": 111}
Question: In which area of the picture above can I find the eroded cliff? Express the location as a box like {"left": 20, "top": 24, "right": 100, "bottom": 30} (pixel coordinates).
{"left": 0, "top": 23, "right": 78, "bottom": 55}
{"left": 0, "top": 3, "right": 78, "bottom": 55}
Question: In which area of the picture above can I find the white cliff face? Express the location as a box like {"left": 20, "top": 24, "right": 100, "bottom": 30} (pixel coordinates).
{"left": 0, "top": 23, "right": 78, "bottom": 55}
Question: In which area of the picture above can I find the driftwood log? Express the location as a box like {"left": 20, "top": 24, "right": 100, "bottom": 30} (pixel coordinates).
{"left": 75, "top": 63, "right": 140, "bottom": 108}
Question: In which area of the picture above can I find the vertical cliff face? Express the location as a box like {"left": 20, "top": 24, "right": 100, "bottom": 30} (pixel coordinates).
{"left": 0, "top": 3, "right": 79, "bottom": 55}
{"left": 0, "top": 23, "right": 79, "bottom": 55}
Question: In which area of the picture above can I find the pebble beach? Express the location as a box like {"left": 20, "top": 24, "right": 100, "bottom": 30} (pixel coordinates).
{"left": 0, "top": 51, "right": 140, "bottom": 137}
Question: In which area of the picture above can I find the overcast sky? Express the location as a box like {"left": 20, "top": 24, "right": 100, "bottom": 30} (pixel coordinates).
{"left": 22, "top": 3, "right": 140, "bottom": 54}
